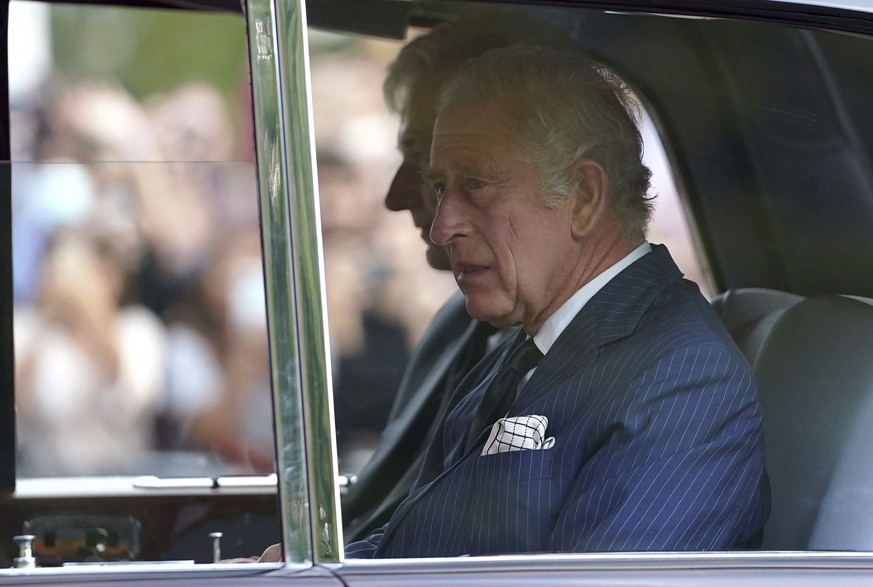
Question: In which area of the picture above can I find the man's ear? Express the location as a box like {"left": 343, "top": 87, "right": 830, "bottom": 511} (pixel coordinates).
{"left": 567, "top": 158, "right": 608, "bottom": 239}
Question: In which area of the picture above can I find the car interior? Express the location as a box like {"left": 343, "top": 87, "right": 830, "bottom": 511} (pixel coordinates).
{"left": 3, "top": 0, "right": 873, "bottom": 572}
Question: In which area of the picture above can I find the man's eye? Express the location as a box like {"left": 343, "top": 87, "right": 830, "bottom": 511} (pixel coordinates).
{"left": 465, "top": 178, "right": 486, "bottom": 190}
{"left": 432, "top": 183, "right": 446, "bottom": 197}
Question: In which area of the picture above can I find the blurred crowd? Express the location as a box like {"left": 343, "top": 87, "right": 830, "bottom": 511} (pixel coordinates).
{"left": 10, "top": 32, "right": 456, "bottom": 478}
{"left": 11, "top": 76, "right": 273, "bottom": 476}
{"left": 8, "top": 18, "right": 707, "bottom": 480}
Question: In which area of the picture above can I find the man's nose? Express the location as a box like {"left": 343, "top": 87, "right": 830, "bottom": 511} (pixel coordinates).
{"left": 430, "top": 190, "right": 464, "bottom": 246}
{"left": 384, "top": 160, "right": 420, "bottom": 212}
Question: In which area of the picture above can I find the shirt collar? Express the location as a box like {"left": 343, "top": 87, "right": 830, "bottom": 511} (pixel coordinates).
{"left": 533, "top": 242, "right": 651, "bottom": 355}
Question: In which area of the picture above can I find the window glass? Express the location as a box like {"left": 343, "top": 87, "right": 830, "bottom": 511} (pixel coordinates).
{"left": 308, "top": 30, "right": 456, "bottom": 473}
{"left": 9, "top": 1, "right": 270, "bottom": 479}
{"left": 309, "top": 29, "right": 704, "bottom": 477}
{"left": 312, "top": 2, "right": 784, "bottom": 557}
{"left": 641, "top": 114, "right": 712, "bottom": 298}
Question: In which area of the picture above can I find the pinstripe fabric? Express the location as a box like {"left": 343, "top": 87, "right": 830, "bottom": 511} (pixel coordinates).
{"left": 345, "top": 245, "right": 768, "bottom": 558}
{"left": 343, "top": 293, "right": 475, "bottom": 541}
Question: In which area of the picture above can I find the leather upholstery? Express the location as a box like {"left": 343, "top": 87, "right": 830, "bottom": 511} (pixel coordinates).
{"left": 714, "top": 289, "right": 873, "bottom": 550}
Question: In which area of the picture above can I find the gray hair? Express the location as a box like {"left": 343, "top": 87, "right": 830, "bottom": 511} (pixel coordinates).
{"left": 438, "top": 46, "right": 654, "bottom": 241}
{"left": 383, "top": 12, "right": 578, "bottom": 143}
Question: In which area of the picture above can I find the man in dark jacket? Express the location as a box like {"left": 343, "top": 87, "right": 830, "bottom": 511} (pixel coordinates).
{"left": 346, "top": 45, "right": 768, "bottom": 558}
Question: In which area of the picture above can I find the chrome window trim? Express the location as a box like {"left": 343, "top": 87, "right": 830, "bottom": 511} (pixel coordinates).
{"left": 338, "top": 550, "right": 873, "bottom": 568}
{"left": 0, "top": 562, "right": 291, "bottom": 580}
{"left": 9, "top": 475, "right": 277, "bottom": 498}
{"left": 245, "top": 0, "right": 342, "bottom": 566}
{"left": 768, "top": 0, "right": 873, "bottom": 13}
{"left": 335, "top": 551, "right": 873, "bottom": 581}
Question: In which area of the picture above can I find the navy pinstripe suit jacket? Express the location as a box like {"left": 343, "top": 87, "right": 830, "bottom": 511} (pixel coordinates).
{"left": 346, "top": 245, "right": 769, "bottom": 558}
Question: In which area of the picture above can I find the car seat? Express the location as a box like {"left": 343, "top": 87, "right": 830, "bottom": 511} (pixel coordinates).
{"left": 714, "top": 289, "right": 873, "bottom": 550}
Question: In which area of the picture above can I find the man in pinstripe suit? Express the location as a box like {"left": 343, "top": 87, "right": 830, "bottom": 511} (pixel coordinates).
{"left": 342, "top": 15, "right": 579, "bottom": 543}
{"left": 346, "top": 45, "right": 768, "bottom": 558}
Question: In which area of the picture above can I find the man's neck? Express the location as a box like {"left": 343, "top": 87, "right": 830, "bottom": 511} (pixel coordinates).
{"left": 522, "top": 236, "right": 644, "bottom": 336}
{"left": 529, "top": 242, "right": 651, "bottom": 353}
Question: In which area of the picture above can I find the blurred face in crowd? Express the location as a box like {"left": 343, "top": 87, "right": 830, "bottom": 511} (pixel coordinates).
{"left": 383, "top": 83, "right": 452, "bottom": 271}
{"left": 428, "top": 98, "right": 597, "bottom": 334}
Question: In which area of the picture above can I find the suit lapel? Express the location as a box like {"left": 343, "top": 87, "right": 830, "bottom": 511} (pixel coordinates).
{"left": 374, "top": 330, "right": 517, "bottom": 554}
{"left": 516, "top": 244, "right": 683, "bottom": 412}
{"left": 374, "top": 245, "right": 684, "bottom": 555}
{"left": 389, "top": 321, "right": 477, "bottom": 437}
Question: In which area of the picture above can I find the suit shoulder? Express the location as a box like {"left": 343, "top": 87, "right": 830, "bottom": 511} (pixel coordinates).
{"left": 637, "top": 278, "right": 749, "bottom": 365}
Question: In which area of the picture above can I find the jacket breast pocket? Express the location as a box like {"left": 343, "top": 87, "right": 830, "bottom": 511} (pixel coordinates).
{"left": 465, "top": 449, "right": 557, "bottom": 554}
{"left": 474, "top": 447, "right": 554, "bottom": 485}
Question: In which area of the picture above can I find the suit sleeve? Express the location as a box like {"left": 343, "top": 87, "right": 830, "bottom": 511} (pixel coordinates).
{"left": 345, "top": 525, "right": 386, "bottom": 558}
{"left": 549, "top": 341, "right": 768, "bottom": 552}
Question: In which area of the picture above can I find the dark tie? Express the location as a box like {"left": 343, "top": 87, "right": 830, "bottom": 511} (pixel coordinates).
{"left": 464, "top": 333, "right": 544, "bottom": 451}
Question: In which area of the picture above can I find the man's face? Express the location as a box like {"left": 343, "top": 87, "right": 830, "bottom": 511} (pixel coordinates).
{"left": 383, "top": 88, "right": 452, "bottom": 271}
{"left": 428, "top": 100, "right": 582, "bottom": 330}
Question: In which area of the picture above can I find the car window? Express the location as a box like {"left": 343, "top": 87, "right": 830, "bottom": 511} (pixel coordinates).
{"left": 304, "top": 0, "right": 873, "bottom": 565}
{"left": 9, "top": 0, "right": 269, "bottom": 479}
{"left": 7, "top": 0, "right": 873, "bottom": 578}
{"left": 5, "top": 0, "right": 710, "bottom": 568}
{"left": 309, "top": 8, "right": 727, "bottom": 560}
{"left": 4, "top": 0, "right": 290, "bottom": 570}
{"left": 310, "top": 28, "right": 706, "bottom": 482}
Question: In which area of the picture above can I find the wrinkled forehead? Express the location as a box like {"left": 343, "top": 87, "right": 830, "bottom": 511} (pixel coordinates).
{"left": 428, "top": 99, "right": 518, "bottom": 172}
{"left": 432, "top": 96, "right": 519, "bottom": 148}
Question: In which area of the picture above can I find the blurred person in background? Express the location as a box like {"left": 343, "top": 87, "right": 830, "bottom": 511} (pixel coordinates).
{"left": 136, "top": 81, "right": 271, "bottom": 470}
{"left": 319, "top": 151, "right": 411, "bottom": 472}
{"left": 12, "top": 81, "right": 170, "bottom": 475}
{"left": 17, "top": 78, "right": 217, "bottom": 316}
{"left": 41, "top": 79, "right": 242, "bottom": 321}
{"left": 14, "top": 228, "right": 166, "bottom": 476}
{"left": 13, "top": 75, "right": 269, "bottom": 474}
{"left": 141, "top": 81, "right": 262, "bottom": 308}
{"left": 162, "top": 231, "right": 274, "bottom": 472}
{"left": 11, "top": 78, "right": 158, "bottom": 306}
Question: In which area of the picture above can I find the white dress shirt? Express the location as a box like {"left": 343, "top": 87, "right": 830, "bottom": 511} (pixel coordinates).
{"left": 524, "top": 242, "right": 652, "bottom": 383}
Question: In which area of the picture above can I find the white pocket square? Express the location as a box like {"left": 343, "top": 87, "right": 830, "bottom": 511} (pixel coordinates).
{"left": 482, "top": 414, "right": 555, "bottom": 456}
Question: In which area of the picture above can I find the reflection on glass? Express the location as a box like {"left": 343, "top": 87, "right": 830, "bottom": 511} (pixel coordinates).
{"left": 9, "top": 0, "right": 271, "bottom": 480}
{"left": 12, "top": 161, "right": 268, "bottom": 478}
